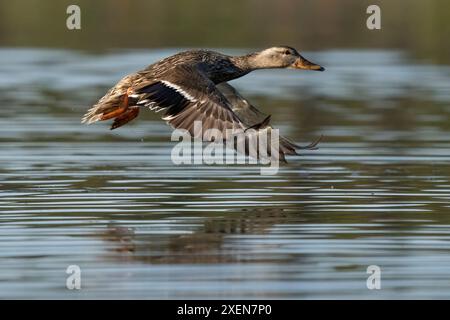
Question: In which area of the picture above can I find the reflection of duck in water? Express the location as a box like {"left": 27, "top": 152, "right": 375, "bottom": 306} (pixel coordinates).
{"left": 82, "top": 47, "right": 324, "bottom": 161}
{"left": 101, "top": 207, "right": 293, "bottom": 264}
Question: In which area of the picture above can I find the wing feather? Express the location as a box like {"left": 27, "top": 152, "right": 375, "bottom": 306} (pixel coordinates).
{"left": 132, "top": 66, "right": 246, "bottom": 138}
{"left": 216, "top": 82, "right": 321, "bottom": 159}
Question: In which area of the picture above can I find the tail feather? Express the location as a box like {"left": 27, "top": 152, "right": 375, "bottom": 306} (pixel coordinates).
{"left": 82, "top": 96, "right": 125, "bottom": 124}
{"left": 82, "top": 91, "right": 140, "bottom": 129}
{"left": 81, "top": 107, "right": 103, "bottom": 124}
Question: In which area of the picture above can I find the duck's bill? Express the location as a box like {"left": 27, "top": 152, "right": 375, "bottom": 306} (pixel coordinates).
{"left": 291, "top": 56, "right": 325, "bottom": 71}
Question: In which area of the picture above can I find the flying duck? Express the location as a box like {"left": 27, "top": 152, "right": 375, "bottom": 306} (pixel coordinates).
{"left": 82, "top": 46, "right": 324, "bottom": 162}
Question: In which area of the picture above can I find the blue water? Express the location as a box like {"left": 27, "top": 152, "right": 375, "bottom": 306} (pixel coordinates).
{"left": 1, "top": 48, "right": 450, "bottom": 299}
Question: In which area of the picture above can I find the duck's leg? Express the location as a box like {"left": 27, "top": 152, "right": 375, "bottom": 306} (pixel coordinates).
{"left": 110, "top": 107, "right": 140, "bottom": 130}
{"left": 100, "top": 87, "right": 133, "bottom": 121}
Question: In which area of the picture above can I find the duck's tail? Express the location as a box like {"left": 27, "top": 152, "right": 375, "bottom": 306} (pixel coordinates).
{"left": 82, "top": 88, "right": 140, "bottom": 130}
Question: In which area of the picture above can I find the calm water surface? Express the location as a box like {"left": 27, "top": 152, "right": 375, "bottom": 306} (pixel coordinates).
{"left": 1, "top": 48, "right": 450, "bottom": 299}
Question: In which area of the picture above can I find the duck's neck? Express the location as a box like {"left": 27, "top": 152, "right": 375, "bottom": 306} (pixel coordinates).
{"left": 230, "top": 53, "right": 261, "bottom": 72}
{"left": 206, "top": 55, "right": 256, "bottom": 84}
{"left": 205, "top": 53, "right": 265, "bottom": 84}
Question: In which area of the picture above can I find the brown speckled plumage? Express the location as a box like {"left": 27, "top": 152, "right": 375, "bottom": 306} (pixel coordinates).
{"left": 82, "top": 47, "right": 324, "bottom": 161}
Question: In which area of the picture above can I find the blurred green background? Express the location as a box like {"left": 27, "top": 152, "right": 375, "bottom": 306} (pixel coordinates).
{"left": 0, "top": 0, "right": 449, "bottom": 63}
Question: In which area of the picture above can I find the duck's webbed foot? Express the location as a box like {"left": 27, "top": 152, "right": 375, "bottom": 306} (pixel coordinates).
{"left": 100, "top": 87, "right": 134, "bottom": 121}
{"left": 110, "top": 107, "right": 140, "bottom": 130}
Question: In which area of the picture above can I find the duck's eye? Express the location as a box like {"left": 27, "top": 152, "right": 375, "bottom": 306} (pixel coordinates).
{"left": 283, "top": 50, "right": 290, "bottom": 55}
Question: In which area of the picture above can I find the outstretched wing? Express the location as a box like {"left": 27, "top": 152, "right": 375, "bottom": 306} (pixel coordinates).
{"left": 217, "top": 82, "right": 321, "bottom": 157}
{"left": 131, "top": 65, "right": 246, "bottom": 140}
{"left": 217, "top": 82, "right": 269, "bottom": 128}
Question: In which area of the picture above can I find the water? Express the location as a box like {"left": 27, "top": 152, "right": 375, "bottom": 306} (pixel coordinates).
{"left": 1, "top": 48, "right": 450, "bottom": 299}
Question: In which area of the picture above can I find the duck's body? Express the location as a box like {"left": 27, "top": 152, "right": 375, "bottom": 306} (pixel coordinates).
{"left": 82, "top": 47, "right": 324, "bottom": 161}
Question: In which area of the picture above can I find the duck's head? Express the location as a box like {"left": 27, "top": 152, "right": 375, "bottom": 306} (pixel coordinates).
{"left": 246, "top": 46, "right": 325, "bottom": 71}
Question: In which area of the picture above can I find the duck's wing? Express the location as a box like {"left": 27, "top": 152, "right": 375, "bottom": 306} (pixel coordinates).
{"left": 82, "top": 65, "right": 247, "bottom": 138}
{"left": 216, "top": 82, "right": 269, "bottom": 128}
{"left": 129, "top": 65, "right": 247, "bottom": 140}
{"left": 217, "top": 82, "right": 321, "bottom": 154}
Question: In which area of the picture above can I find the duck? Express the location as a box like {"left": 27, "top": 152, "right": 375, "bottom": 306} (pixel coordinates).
{"left": 82, "top": 46, "right": 324, "bottom": 162}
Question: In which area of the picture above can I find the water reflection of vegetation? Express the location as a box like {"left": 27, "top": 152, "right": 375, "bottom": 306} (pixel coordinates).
{"left": 0, "top": 0, "right": 449, "bottom": 63}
